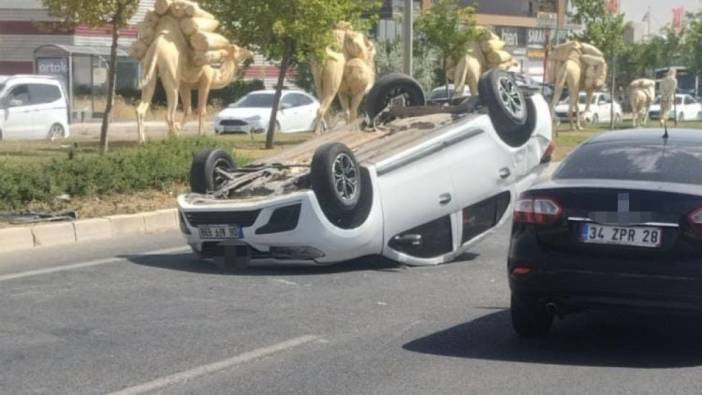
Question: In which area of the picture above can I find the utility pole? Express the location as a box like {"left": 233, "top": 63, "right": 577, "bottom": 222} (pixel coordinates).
{"left": 403, "top": 0, "right": 413, "bottom": 76}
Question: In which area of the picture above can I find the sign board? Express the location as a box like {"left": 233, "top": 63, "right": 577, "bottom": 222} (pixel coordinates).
{"left": 537, "top": 12, "right": 558, "bottom": 29}
{"left": 37, "top": 57, "right": 68, "bottom": 76}
{"left": 493, "top": 26, "right": 526, "bottom": 49}
{"left": 528, "top": 29, "right": 548, "bottom": 48}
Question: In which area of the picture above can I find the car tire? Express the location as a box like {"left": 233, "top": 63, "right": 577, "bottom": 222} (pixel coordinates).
{"left": 365, "top": 73, "right": 426, "bottom": 121}
{"left": 48, "top": 123, "right": 65, "bottom": 141}
{"left": 190, "top": 149, "right": 236, "bottom": 194}
{"left": 479, "top": 69, "right": 528, "bottom": 138}
{"left": 510, "top": 293, "right": 553, "bottom": 338}
{"left": 311, "top": 143, "right": 362, "bottom": 219}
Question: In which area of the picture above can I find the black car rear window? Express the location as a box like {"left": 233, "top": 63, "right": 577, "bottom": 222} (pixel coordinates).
{"left": 555, "top": 141, "right": 702, "bottom": 185}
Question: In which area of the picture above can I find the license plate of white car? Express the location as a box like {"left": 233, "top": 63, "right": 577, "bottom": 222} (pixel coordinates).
{"left": 580, "top": 223, "right": 661, "bottom": 248}
{"left": 198, "top": 225, "right": 242, "bottom": 239}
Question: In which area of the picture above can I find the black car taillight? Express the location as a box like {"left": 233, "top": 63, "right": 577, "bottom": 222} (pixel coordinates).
{"left": 514, "top": 196, "right": 563, "bottom": 226}
{"left": 688, "top": 207, "right": 702, "bottom": 233}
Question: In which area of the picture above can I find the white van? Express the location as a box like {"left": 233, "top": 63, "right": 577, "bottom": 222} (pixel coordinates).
{"left": 0, "top": 75, "right": 70, "bottom": 141}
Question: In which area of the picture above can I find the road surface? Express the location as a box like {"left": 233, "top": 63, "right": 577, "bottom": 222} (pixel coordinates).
{"left": 1, "top": 225, "right": 701, "bottom": 394}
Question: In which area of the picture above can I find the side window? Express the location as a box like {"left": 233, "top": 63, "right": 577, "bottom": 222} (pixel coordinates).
{"left": 281, "top": 94, "right": 296, "bottom": 107}
{"left": 8, "top": 85, "right": 30, "bottom": 106}
{"left": 29, "top": 84, "right": 61, "bottom": 105}
{"left": 295, "top": 94, "right": 314, "bottom": 106}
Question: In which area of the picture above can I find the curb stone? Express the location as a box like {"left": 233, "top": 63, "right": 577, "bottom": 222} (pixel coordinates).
{"left": 0, "top": 208, "right": 179, "bottom": 254}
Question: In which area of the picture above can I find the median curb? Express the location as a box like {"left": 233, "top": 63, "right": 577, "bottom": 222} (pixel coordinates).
{"left": 0, "top": 208, "right": 179, "bottom": 254}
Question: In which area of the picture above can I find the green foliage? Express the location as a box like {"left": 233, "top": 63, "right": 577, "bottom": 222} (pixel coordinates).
{"left": 0, "top": 138, "right": 250, "bottom": 211}
{"left": 569, "top": 0, "right": 628, "bottom": 58}
{"left": 41, "top": 0, "right": 138, "bottom": 28}
{"left": 201, "top": 0, "right": 379, "bottom": 64}
{"left": 414, "top": 0, "right": 483, "bottom": 71}
{"left": 375, "top": 38, "right": 440, "bottom": 92}
{"left": 684, "top": 12, "right": 702, "bottom": 75}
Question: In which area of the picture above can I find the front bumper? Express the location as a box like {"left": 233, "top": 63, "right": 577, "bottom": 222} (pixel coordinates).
{"left": 177, "top": 190, "right": 383, "bottom": 265}
{"left": 214, "top": 119, "right": 265, "bottom": 134}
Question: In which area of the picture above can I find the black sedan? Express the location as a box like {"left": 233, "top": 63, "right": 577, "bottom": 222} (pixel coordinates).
{"left": 507, "top": 129, "right": 702, "bottom": 337}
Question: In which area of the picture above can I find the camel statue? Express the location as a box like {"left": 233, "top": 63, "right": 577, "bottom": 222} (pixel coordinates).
{"left": 549, "top": 41, "right": 607, "bottom": 130}
{"left": 446, "top": 28, "right": 515, "bottom": 98}
{"left": 629, "top": 78, "right": 655, "bottom": 127}
{"left": 178, "top": 47, "right": 254, "bottom": 136}
{"left": 659, "top": 68, "right": 678, "bottom": 126}
{"left": 130, "top": 0, "right": 249, "bottom": 142}
{"left": 311, "top": 22, "right": 376, "bottom": 135}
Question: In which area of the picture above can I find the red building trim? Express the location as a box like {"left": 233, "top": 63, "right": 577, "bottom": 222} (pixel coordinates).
{"left": 0, "top": 61, "right": 33, "bottom": 74}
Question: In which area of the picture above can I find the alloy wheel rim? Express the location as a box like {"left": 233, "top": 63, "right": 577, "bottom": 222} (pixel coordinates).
{"left": 497, "top": 77, "right": 526, "bottom": 119}
{"left": 332, "top": 153, "right": 358, "bottom": 201}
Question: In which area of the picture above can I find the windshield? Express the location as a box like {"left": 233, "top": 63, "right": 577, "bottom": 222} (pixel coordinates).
{"left": 231, "top": 93, "right": 274, "bottom": 108}
{"left": 654, "top": 96, "right": 683, "bottom": 105}
{"left": 555, "top": 140, "right": 702, "bottom": 184}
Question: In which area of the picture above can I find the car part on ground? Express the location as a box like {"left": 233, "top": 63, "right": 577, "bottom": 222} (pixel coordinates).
{"left": 365, "top": 73, "right": 426, "bottom": 122}
{"left": 190, "top": 149, "right": 237, "bottom": 194}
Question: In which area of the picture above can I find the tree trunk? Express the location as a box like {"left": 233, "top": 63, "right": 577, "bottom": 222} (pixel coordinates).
{"left": 100, "top": 13, "right": 121, "bottom": 154}
{"left": 609, "top": 54, "right": 616, "bottom": 130}
{"left": 265, "top": 39, "right": 293, "bottom": 150}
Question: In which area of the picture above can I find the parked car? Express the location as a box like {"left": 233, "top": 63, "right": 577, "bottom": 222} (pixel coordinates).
{"left": 214, "top": 90, "right": 321, "bottom": 135}
{"left": 0, "top": 75, "right": 70, "bottom": 141}
{"left": 648, "top": 94, "right": 702, "bottom": 121}
{"left": 427, "top": 84, "right": 471, "bottom": 105}
{"left": 178, "top": 70, "right": 553, "bottom": 269}
{"left": 508, "top": 129, "right": 702, "bottom": 337}
{"left": 554, "top": 92, "right": 623, "bottom": 124}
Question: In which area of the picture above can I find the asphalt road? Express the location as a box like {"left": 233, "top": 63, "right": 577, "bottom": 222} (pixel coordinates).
{"left": 2, "top": 226, "right": 702, "bottom": 395}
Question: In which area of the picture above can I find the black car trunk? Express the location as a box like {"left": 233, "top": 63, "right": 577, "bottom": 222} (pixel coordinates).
{"left": 532, "top": 187, "right": 702, "bottom": 275}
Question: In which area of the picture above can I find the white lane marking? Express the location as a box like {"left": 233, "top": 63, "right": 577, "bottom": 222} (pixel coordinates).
{"left": 272, "top": 278, "right": 298, "bottom": 286}
{"left": 0, "top": 246, "right": 189, "bottom": 282}
{"left": 108, "top": 335, "right": 321, "bottom": 395}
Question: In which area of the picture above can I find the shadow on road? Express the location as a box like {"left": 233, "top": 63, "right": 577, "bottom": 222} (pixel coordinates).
{"left": 403, "top": 309, "right": 702, "bottom": 368}
{"left": 122, "top": 252, "right": 406, "bottom": 276}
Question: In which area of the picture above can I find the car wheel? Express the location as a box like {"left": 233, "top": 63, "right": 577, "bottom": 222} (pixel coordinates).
{"left": 48, "top": 123, "right": 65, "bottom": 141}
{"left": 311, "top": 143, "right": 362, "bottom": 219}
{"left": 479, "top": 69, "right": 527, "bottom": 133}
{"left": 365, "top": 73, "right": 426, "bottom": 121}
{"left": 510, "top": 293, "right": 553, "bottom": 338}
{"left": 190, "top": 149, "right": 236, "bottom": 194}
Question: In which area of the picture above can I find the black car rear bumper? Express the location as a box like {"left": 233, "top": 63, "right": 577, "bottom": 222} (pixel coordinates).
{"left": 510, "top": 268, "right": 702, "bottom": 313}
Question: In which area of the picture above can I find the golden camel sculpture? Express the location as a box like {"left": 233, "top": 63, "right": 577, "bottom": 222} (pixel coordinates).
{"left": 130, "top": 0, "right": 252, "bottom": 142}
{"left": 311, "top": 22, "right": 376, "bottom": 135}
{"left": 549, "top": 41, "right": 607, "bottom": 130}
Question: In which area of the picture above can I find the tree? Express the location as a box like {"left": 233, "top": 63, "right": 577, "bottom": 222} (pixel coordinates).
{"left": 203, "top": 0, "right": 379, "bottom": 149}
{"left": 569, "top": 0, "right": 628, "bottom": 128}
{"left": 684, "top": 12, "right": 702, "bottom": 76}
{"left": 414, "top": 0, "right": 482, "bottom": 97}
{"left": 42, "top": 0, "right": 139, "bottom": 153}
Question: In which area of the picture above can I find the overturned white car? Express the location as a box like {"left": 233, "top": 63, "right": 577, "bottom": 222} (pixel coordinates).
{"left": 177, "top": 70, "right": 554, "bottom": 268}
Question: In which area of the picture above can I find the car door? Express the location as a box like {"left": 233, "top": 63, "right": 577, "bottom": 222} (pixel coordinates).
{"left": 277, "top": 94, "right": 298, "bottom": 132}
{"left": 377, "top": 137, "right": 460, "bottom": 260}
{"left": 283, "top": 93, "right": 312, "bottom": 132}
{"left": 28, "top": 83, "right": 64, "bottom": 138}
{"left": 2, "top": 84, "right": 36, "bottom": 138}
{"left": 296, "top": 94, "right": 319, "bottom": 131}
{"left": 598, "top": 94, "right": 611, "bottom": 122}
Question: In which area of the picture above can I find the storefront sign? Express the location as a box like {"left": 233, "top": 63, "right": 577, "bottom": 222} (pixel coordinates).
{"left": 37, "top": 57, "right": 68, "bottom": 76}
{"left": 528, "top": 29, "right": 547, "bottom": 48}
{"left": 494, "top": 26, "right": 525, "bottom": 49}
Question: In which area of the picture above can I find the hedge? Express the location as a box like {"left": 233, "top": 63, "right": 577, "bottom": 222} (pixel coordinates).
{"left": 0, "top": 137, "right": 249, "bottom": 211}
